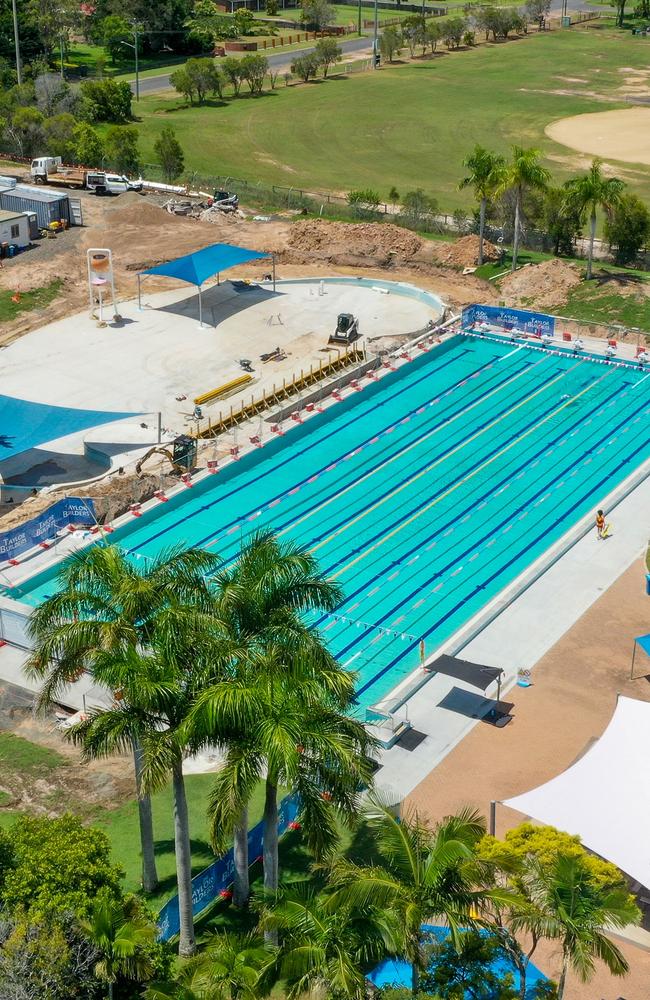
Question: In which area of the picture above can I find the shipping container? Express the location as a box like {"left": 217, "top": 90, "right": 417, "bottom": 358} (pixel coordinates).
{"left": 0, "top": 184, "right": 70, "bottom": 229}
{"left": 0, "top": 176, "right": 17, "bottom": 189}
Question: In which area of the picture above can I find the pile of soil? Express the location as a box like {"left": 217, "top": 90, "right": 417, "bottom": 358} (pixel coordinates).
{"left": 286, "top": 220, "right": 423, "bottom": 262}
{"left": 500, "top": 258, "right": 582, "bottom": 311}
{"left": 431, "top": 234, "right": 503, "bottom": 268}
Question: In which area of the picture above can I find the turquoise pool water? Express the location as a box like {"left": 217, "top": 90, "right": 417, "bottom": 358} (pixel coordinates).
{"left": 16, "top": 334, "right": 650, "bottom": 710}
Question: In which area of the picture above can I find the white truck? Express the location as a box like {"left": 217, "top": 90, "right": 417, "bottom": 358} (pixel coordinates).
{"left": 31, "top": 157, "right": 143, "bottom": 195}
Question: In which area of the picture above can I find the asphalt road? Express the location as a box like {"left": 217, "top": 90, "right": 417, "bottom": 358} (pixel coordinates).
{"left": 131, "top": 0, "right": 599, "bottom": 96}
{"left": 133, "top": 34, "right": 372, "bottom": 96}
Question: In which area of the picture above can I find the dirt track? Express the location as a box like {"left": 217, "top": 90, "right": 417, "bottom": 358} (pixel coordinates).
{"left": 546, "top": 108, "right": 650, "bottom": 167}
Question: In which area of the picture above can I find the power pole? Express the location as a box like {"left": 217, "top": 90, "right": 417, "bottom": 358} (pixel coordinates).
{"left": 11, "top": 0, "right": 22, "bottom": 85}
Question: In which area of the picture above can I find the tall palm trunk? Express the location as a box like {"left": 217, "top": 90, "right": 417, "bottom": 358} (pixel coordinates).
{"left": 132, "top": 739, "right": 158, "bottom": 894}
{"left": 478, "top": 195, "right": 486, "bottom": 266}
{"left": 557, "top": 950, "right": 569, "bottom": 1000}
{"left": 263, "top": 775, "right": 279, "bottom": 945}
{"left": 511, "top": 187, "right": 521, "bottom": 271}
{"left": 411, "top": 964, "right": 420, "bottom": 996}
{"left": 233, "top": 804, "right": 250, "bottom": 908}
{"left": 172, "top": 757, "right": 196, "bottom": 957}
{"left": 586, "top": 206, "right": 597, "bottom": 280}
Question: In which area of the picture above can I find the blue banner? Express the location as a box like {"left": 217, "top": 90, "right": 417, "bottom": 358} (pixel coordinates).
{"left": 462, "top": 304, "right": 555, "bottom": 338}
{"left": 157, "top": 793, "right": 300, "bottom": 941}
{"left": 0, "top": 497, "right": 96, "bottom": 561}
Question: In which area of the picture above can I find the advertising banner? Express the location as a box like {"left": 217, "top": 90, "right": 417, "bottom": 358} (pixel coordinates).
{"left": 0, "top": 497, "right": 96, "bottom": 561}
{"left": 462, "top": 304, "right": 555, "bottom": 338}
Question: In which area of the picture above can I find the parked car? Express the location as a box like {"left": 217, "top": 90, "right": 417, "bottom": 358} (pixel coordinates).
{"left": 89, "top": 173, "right": 144, "bottom": 196}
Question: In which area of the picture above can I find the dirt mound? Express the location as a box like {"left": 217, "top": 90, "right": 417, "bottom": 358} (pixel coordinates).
{"left": 286, "top": 220, "right": 423, "bottom": 261}
{"left": 432, "top": 235, "right": 503, "bottom": 268}
{"left": 500, "top": 258, "right": 582, "bottom": 311}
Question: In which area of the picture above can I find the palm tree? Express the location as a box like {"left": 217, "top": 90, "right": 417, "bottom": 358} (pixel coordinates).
{"left": 513, "top": 853, "right": 640, "bottom": 1000}
{"left": 188, "top": 532, "right": 373, "bottom": 912}
{"left": 327, "top": 800, "right": 512, "bottom": 995}
{"left": 497, "top": 145, "right": 551, "bottom": 271}
{"left": 145, "top": 932, "right": 269, "bottom": 1000}
{"left": 459, "top": 145, "right": 505, "bottom": 266}
{"left": 261, "top": 884, "right": 399, "bottom": 1000}
{"left": 26, "top": 543, "right": 219, "bottom": 895}
{"left": 82, "top": 895, "right": 157, "bottom": 1000}
{"left": 564, "top": 159, "right": 625, "bottom": 280}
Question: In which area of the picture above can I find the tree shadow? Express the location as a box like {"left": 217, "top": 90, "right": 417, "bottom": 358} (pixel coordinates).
{"left": 343, "top": 818, "right": 385, "bottom": 869}
{"left": 592, "top": 268, "right": 646, "bottom": 287}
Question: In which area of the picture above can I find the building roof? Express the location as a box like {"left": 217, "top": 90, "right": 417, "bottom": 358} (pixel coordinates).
{"left": 0, "top": 184, "right": 69, "bottom": 204}
{"left": 0, "top": 209, "right": 27, "bottom": 223}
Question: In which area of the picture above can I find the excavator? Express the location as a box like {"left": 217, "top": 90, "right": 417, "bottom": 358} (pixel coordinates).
{"left": 135, "top": 447, "right": 184, "bottom": 477}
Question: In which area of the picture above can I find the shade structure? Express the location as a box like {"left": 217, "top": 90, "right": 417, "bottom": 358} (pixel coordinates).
{"left": 137, "top": 242, "right": 273, "bottom": 326}
{"left": 634, "top": 633, "right": 650, "bottom": 658}
{"left": 426, "top": 653, "right": 503, "bottom": 691}
{"left": 503, "top": 696, "right": 650, "bottom": 887}
{"left": 0, "top": 395, "right": 138, "bottom": 464}
{"left": 138, "top": 243, "right": 270, "bottom": 286}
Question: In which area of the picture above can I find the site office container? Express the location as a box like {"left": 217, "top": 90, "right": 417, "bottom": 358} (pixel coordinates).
{"left": 0, "top": 184, "right": 70, "bottom": 230}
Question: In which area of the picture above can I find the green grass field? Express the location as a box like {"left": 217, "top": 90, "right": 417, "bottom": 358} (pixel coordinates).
{"left": 0, "top": 732, "right": 67, "bottom": 774}
{"left": 134, "top": 22, "right": 650, "bottom": 209}
{"left": 0, "top": 279, "right": 63, "bottom": 322}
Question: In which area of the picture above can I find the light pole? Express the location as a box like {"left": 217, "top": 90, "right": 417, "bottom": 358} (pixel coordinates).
{"left": 358, "top": 0, "right": 362, "bottom": 36}
{"left": 11, "top": 0, "right": 22, "bottom": 84}
{"left": 121, "top": 27, "right": 140, "bottom": 101}
{"left": 372, "top": 0, "right": 379, "bottom": 67}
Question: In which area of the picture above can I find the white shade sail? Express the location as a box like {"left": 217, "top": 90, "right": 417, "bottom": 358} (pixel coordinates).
{"left": 503, "top": 696, "right": 650, "bottom": 887}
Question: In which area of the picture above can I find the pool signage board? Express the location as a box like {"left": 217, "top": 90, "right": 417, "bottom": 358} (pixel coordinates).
{"left": 0, "top": 496, "right": 96, "bottom": 561}
{"left": 462, "top": 304, "right": 555, "bottom": 338}
{"left": 157, "top": 793, "right": 299, "bottom": 940}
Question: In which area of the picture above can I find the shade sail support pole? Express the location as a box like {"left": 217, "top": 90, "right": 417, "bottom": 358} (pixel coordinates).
{"left": 137, "top": 274, "right": 142, "bottom": 311}
{"left": 198, "top": 284, "right": 203, "bottom": 328}
{"left": 272, "top": 254, "right": 276, "bottom": 293}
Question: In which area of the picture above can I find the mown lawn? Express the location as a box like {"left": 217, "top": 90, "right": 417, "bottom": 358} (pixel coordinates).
{"left": 133, "top": 22, "right": 650, "bottom": 208}
{"left": 0, "top": 732, "right": 66, "bottom": 775}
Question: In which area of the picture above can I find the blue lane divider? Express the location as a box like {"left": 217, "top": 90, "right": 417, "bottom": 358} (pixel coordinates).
{"left": 356, "top": 427, "right": 650, "bottom": 698}
{"left": 326, "top": 377, "right": 630, "bottom": 660}
{"left": 147, "top": 353, "right": 533, "bottom": 558}
{"left": 127, "top": 346, "right": 484, "bottom": 555}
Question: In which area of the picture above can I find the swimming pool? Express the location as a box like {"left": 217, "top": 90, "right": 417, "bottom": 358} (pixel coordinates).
{"left": 15, "top": 334, "right": 650, "bottom": 710}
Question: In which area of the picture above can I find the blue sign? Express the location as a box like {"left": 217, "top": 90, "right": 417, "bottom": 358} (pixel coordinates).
{"left": 0, "top": 496, "right": 96, "bottom": 561}
{"left": 462, "top": 304, "right": 555, "bottom": 338}
{"left": 157, "top": 793, "right": 300, "bottom": 941}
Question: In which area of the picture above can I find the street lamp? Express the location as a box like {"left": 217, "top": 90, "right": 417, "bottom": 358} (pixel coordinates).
{"left": 372, "top": 0, "right": 379, "bottom": 68}
{"left": 120, "top": 26, "right": 141, "bottom": 101}
{"left": 11, "top": 0, "right": 22, "bottom": 84}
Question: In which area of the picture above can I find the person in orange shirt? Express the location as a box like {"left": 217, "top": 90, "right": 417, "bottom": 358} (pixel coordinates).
{"left": 595, "top": 509, "right": 606, "bottom": 539}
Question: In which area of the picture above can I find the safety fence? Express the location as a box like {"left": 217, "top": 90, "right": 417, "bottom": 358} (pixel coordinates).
{"left": 158, "top": 793, "right": 300, "bottom": 940}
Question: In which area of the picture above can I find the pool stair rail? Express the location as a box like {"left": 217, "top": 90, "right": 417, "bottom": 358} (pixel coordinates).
{"left": 365, "top": 704, "right": 412, "bottom": 750}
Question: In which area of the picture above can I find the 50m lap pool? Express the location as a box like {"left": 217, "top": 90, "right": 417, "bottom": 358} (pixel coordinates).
{"left": 14, "top": 334, "right": 650, "bottom": 711}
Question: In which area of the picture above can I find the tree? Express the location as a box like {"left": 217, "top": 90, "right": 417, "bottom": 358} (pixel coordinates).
{"left": 329, "top": 802, "right": 511, "bottom": 994}
{"left": 170, "top": 66, "right": 197, "bottom": 104}
{"left": 290, "top": 51, "right": 321, "bottom": 82}
{"left": 0, "top": 912, "right": 99, "bottom": 1000}
{"left": 425, "top": 19, "right": 442, "bottom": 52}
{"left": 459, "top": 145, "right": 505, "bottom": 265}
{"left": 100, "top": 15, "right": 133, "bottom": 64}
{"left": 603, "top": 192, "right": 650, "bottom": 266}
{"left": 73, "top": 121, "right": 104, "bottom": 166}
{"left": 105, "top": 125, "right": 140, "bottom": 174}
{"left": 401, "top": 15, "right": 424, "bottom": 56}
{"left": 423, "top": 929, "right": 518, "bottom": 1000}
{"left": 147, "top": 932, "right": 268, "bottom": 1000}
{"left": 234, "top": 8, "right": 255, "bottom": 35}
{"left": 81, "top": 79, "right": 132, "bottom": 123}
{"left": 262, "top": 885, "right": 399, "bottom": 1000}
{"left": 82, "top": 896, "right": 157, "bottom": 1000}
{"left": 266, "top": 0, "right": 279, "bottom": 13}
{"left": 524, "top": 0, "right": 551, "bottom": 29}
{"left": 611, "top": 0, "right": 628, "bottom": 26}
{"left": 5, "top": 106, "right": 45, "bottom": 157}
{"left": 497, "top": 145, "right": 550, "bottom": 270}
{"left": 222, "top": 56, "right": 244, "bottom": 96}
{"left": 401, "top": 188, "right": 438, "bottom": 227}
{"left": 154, "top": 126, "right": 185, "bottom": 183}
{"left": 34, "top": 72, "right": 73, "bottom": 116}
{"left": 314, "top": 36, "right": 342, "bottom": 77}
{"left": 542, "top": 186, "right": 582, "bottom": 257}
{"left": 171, "top": 58, "right": 221, "bottom": 105}
{"left": 380, "top": 26, "right": 402, "bottom": 62}
{"left": 564, "top": 158, "right": 625, "bottom": 279}
{"left": 44, "top": 111, "right": 76, "bottom": 160}
{"left": 240, "top": 53, "right": 269, "bottom": 94}
{"left": 300, "top": 0, "right": 336, "bottom": 29}
{"left": 514, "top": 854, "right": 639, "bottom": 1000}
{"left": 0, "top": 814, "right": 122, "bottom": 920}
{"left": 188, "top": 532, "right": 374, "bottom": 917}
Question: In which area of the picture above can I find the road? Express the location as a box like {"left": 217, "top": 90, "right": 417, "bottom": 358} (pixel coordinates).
{"left": 132, "top": 34, "right": 373, "bottom": 96}
{"left": 132, "top": 0, "right": 599, "bottom": 96}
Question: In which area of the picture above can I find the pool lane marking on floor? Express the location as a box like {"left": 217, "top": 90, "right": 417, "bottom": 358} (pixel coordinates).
{"left": 309, "top": 358, "right": 586, "bottom": 560}
{"left": 326, "top": 365, "right": 616, "bottom": 606}
{"left": 279, "top": 356, "right": 558, "bottom": 549}
{"left": 315, "top": 377, "right": 631, "bottom": 643}
{"left": 340, "top": 398, "right": 650, "bottom": 670}
{"left": 129, "top": 348, "right": 493, "bottom": 555}
{"left": 357, "top": 429, "right": 650, "bottom": 697}
{"left": 186, "top": 353, "right": 543, "bottom": 557}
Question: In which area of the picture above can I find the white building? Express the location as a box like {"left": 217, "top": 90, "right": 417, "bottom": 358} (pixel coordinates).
{"left": 0, "top": 210, "right": 31, "bottom": 250}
